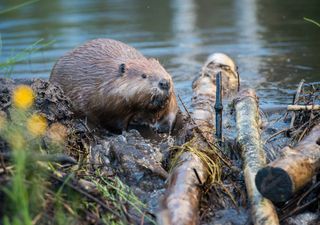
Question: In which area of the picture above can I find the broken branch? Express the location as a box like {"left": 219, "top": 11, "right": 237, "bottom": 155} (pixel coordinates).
{"left": 287, "top": 105, "right": 320, "bottom": 111}
{"left": 255, "top": 124, "right": 320, "bottom": 203}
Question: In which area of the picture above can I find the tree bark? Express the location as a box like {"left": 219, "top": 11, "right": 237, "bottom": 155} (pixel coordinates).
{"left": 157, "top": 71, "right": 218, "bottom": 225}
{"left": 235, "top": 89, "right": 279, "bottom": 225}
{"left": 255, "top": 124, "right": 320, "bottom": 203}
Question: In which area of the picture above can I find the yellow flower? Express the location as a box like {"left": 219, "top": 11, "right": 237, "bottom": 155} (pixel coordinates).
{"left": 27, "top": 114, "right": 47, "bottom": 137}
{"left": 12, "top": 85, "right": 34, "bottom": 110}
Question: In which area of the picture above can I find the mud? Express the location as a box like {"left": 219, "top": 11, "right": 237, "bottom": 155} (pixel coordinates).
{"left": 0, "top": 78, "right": 318, "bottom": 225}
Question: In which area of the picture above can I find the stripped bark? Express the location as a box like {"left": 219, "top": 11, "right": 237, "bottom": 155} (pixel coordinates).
{"left": 157, "top": 53, "right": 239, "bottom": 225}
{"left": 255, "top": 124, "right": 320, "bottom": 203}
{"left": 235, "top": 89, "right": 279, "bottom": 225}
{"left": 287, "top": 105, "right": 320, "bottom": 111}
{"left": 157, "top": 72, "right": 216, "bottom": 225}
{"left": 157, "top": 151, "right": 207, "bottom": 225}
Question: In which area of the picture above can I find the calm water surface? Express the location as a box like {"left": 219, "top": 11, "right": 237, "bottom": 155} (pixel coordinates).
{"left": 1, "top": 0, "right": 319, "bottom": 108}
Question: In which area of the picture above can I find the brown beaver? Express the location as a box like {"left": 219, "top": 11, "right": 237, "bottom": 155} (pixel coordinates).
{"left": 50, "top": 38, "right": 178, "bottom": 132}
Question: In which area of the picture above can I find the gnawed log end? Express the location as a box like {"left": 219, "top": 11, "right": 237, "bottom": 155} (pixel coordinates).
{"left": 255, "top": 166, "right": 293, "bottom": 203}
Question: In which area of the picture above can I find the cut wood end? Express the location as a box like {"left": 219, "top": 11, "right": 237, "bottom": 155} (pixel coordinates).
{"left": 255, "top": 166, "right": 293, "bottom": 203}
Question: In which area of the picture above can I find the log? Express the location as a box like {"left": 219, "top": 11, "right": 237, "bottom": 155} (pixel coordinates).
{"left": 157, "top": 151, "right": 207, "bottom": 225}
{"left": 287, "top": 105, "right": 320, "bottom": 111}
{"left": 235, "top": 89, "right": 279, "bottom": 225}
{"left": 255, "top": 124, "right": 320, "bottom": 203}
{"left": 157, "top": 59, "right": 221, "bottom": 225}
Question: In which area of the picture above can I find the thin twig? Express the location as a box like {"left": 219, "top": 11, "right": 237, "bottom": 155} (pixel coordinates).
{"left": 297, "top": 181, "right": 320, "bottom": 206}
{"left": 0, "top": 152, "right": 77, "bottom": 165}
{"left": 290, "top": 79, "right": 304, "bottom": 129}
{"left": 193, "top": 168, "right": 203, "bottom": 186}
{"left": 280, "top": 194, "right": 319, "bottom": 222}
{"left": 264, "top": 128, "right": 289, "bottom": 143}
{"left": 140, "top": 211, "right": 146, "bottom": 225}
{"left": 51, "top": 174, "right": 123, "bottom": 220}
{"left": 0, "top": 152, "right": 7, "bottom": 174}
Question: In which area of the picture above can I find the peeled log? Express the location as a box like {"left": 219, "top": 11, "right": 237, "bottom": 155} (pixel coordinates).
{"left": 157, "top": 65, "right": 218, "bottom": 225}
{"left": 255, "top": 124, "right": 320, "bottom": 203}
{"left": 158, "top": 53, "right": 240, "bottom": 225}
{"left": 235, "top": 89, "right": 279, "bottom": 225}
{"left": 157, "top": 151, "right": 207, "bottom": 225}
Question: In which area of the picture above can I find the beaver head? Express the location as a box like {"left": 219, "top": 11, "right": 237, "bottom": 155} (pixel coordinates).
{"left": 115, "top": 57, "right": 174, "bottom": 111}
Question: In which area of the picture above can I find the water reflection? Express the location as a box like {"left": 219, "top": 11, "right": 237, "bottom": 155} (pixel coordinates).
{"left": 0, "top": 0, "right": 319, "bottom": 108}
{"left": 235, "top": 0, "right": 266, "bottom": 85}
{"left": 170, "top": 0, "right": 199, "bottom": 103}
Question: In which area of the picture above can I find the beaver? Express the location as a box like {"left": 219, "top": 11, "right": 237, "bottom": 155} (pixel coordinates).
{"left": 50, "top": 38, "right": 178, "bottom": 132}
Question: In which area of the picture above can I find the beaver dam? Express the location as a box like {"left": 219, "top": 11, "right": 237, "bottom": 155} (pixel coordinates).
{"left": 0, "top": 66, "right": 319, "bottom": 225}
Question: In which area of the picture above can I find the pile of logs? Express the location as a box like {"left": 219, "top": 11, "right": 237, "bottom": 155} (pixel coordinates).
{"left": 157, "top": 54, "right": 320, "bottom": 224}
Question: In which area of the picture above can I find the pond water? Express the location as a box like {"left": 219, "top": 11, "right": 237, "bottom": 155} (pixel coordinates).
{"left": 1, "top": 0, "right": 319, "bottom": 109}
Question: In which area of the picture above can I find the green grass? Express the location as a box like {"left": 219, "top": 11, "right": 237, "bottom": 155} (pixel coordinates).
{"left": 0, "top": 39, "right": 55, "bottom": 77}
{"left": 304, "top": 17, "right": 320, "bottom": 27}
{"left": 0, "top": 0, "right": 39, "bottom": 15}
{"left": 0, "top": 94, "right": 149, "bottom": 224}
{"left": 1, "top": 107, "right": 46, "bottom": 225}
{"left": 0, "top": 0, "right": 54, "bottom": 77}
{"left": 0, "top": 0, "right": 49, "bottom": 222}
{"left": 94, "top": 175, "right": 156, "bottom": 224}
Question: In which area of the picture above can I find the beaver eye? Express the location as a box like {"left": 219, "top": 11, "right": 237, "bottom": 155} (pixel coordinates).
{"left": 119, "top": 63, "right": 126, "bottom": 74}
{"left": 141, "top": 74, "right": 147, "bottom": 79}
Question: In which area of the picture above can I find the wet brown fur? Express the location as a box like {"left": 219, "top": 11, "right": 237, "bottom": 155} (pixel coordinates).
{"left": 50, "top": 38, "right": 178, "bottom": 132}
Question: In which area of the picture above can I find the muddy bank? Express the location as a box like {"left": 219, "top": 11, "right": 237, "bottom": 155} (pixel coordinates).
{"left": 0, "top": 78, "right": 319, "bottom": 225}
{"left": 0, "top": 78, "right": 169, "bottom": 202}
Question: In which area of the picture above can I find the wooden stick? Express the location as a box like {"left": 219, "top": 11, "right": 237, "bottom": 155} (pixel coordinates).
{"left": 215, "top": 72, "right": 223, "bottom": 145}
{"left": 287, "top": 105, "right": 320, "bottom": 111}
{"left": 255, "top": 124, "right": 320, "bottom": 203}
{"left": 290, "top": 80, "right": 304, "bottom": 129}
{"left": 0, "top": 152, "right": 77, "bottom": 164}
{"left": 235, "top": 89, "right": 279, "bottom": 225}
{"left": 177, "top": 94, "right": 233, "bottom": 169}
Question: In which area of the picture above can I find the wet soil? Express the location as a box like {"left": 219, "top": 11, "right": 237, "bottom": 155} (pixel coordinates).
{"left": 0, "top": 78, "right": 318, "bottom": 225}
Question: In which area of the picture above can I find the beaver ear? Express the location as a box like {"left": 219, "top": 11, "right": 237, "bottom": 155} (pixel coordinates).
{"left": 119, "top": 63, "right": 127, "bottom": 76}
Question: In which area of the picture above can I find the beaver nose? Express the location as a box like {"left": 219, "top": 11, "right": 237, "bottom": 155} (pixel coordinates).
{"left": 159, "top": 79, "right": 170, "bottom": 91}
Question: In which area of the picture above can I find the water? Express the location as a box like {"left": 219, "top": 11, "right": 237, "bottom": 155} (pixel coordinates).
{"left": 1, "top": 0, "right": 319, "bottom": 108}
